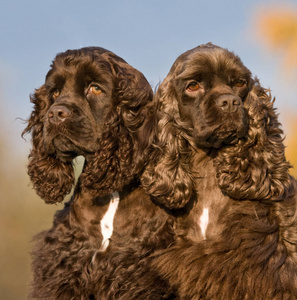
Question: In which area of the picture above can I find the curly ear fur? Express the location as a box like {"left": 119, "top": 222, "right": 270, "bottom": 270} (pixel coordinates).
{"left": 23, "top": 86, "right": 75, "bottom": 203}
{"left": 215, "top": 81, "right": 292, "bottom": 202}
{"left": 80, "top": 54, "right": 154, "bottom": 195}
{"left": 141, "top": 79, "right": 194, "bottom": 209}
{"left": 24, "top": 49, "right": 153, "bottom": 202}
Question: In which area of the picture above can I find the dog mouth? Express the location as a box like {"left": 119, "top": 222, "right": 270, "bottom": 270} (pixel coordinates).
{"left": 45, "top": 135, "right": 97, "bottom": 162}
{"left": 205, "top": 130, "right": 240, "bottom": 148}
{"left": 52, "top": 136, "right": 81, "bottom": 161}
{"left": 195, "top": 123, "right": 247, "bottom": 148}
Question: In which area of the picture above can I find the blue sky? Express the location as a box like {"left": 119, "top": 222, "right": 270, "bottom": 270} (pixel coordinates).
{"left": 1, "top": 0, "right": 296, "bottom": 156}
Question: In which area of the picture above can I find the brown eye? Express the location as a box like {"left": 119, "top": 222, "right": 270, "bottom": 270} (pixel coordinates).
{"left": 89, "top": 85, "right": 102, "bottom": 95}
{"left": 52, "top": 89, "right": 60, "bottom": 100}
{"left": 234, "top": 80, "right": 246, "bottom": 87}
{"left": 186, "top": 81, "right": 201, "bottom": 92}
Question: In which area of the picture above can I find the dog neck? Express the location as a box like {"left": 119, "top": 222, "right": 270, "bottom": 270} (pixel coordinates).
{"left": 181, "top": 148, "right": 230, "bottom": 242}
{"left": 69, "top": 187, "right": 122, "bottom": 240}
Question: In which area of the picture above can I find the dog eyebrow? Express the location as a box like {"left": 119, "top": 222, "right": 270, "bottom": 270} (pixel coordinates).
{"left": 75, "top": 66, "right": 111, "bottom": 89}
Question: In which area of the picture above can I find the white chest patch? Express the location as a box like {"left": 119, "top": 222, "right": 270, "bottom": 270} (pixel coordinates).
{"left": 199, "top": 207, "right": 209, "bottom": 239}
{"left": 99, "top": 191, "right": 120, "bottom": 252}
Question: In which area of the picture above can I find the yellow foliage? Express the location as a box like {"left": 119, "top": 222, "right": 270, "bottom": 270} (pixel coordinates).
{"left": 253, "top": 4, "right": 297, "bottom": 175}
{"left": 255, "top": 5, "right": 297, "bottom": 71}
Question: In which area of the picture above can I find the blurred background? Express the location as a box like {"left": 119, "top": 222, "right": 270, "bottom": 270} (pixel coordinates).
{"left": 1, "top": 0, "right": 297, "bottom": 299}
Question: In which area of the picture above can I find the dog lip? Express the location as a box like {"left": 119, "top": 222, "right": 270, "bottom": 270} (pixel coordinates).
{"left": 50, "top": 136, "right": 78, "bottom": 160}
{"left": 195, "top": 127, "right": 242, "bottom": 148}
{"left": 53, "top": 135, "right": 75, "bottom": 148}
{"left": 55, "top": 151, "right": 78, "bottom": 163}
{"left": 51, "top": 134, "right": 100, "bottom": 161}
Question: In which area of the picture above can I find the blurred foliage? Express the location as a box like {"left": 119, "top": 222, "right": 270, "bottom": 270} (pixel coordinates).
{"left": 255, "top": 4, "right": 297, "bottom": 73}
{"left": 0, "top": 136, "right": 61, "bottom": 299}
{"left": 254, "top": 4, "right": 297, "bottom": 176}
{"left": 0, "top": 132, "right": 83, "bottom": 299}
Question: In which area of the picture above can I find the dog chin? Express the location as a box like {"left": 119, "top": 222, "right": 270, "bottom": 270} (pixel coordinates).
{"left": 54, "top": 138, "right": 100, "bottom": 162}
{"left": 43, "top": 136, "right": 79, "bottom": 162}
{"left": 55, "top": 150, "right": 78, "bottom": 162}
{"left": 195, "top": 130, "right": 241, "bottom": 149}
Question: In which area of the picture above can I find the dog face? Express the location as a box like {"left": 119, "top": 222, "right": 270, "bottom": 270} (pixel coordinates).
{"left": 23, "top": 47, "right": 154, "bottom": 203}
{"left": 142, "top": 43, "right": 291, "bottom": 208}
{"left": 42, "top": 51, "right": 115, "bottom": 162}
{"left": 170, "top": 45, "right": 252, "bottom": 148}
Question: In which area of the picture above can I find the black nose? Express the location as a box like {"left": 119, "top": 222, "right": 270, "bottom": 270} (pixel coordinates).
{"left": 48, "top": 105, "right": 72, "bottom": 124}
{"left": 216, "top": 95, "right": 240, "bottom": 113}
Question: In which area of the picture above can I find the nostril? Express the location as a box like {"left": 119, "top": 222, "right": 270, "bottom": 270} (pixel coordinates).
{"left": 58, "top": 110, "right": 66, "bottom": 118}
{"left": 221, "top": 100, "right": 229, "bottom": 108}
{"left": 216, "top": 95, "right": 240, "bottom": 113}
{"left": 48, "top": 106, "right": 72, "bottom": 124}
{"left": 232, "top": 98, "right": 240, "bottom": 106}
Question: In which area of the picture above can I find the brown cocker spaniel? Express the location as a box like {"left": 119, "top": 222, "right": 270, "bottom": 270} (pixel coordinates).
{"left": 142, "top": 43, "right": 297, "bottom": 299}
{"left": 23, "top": 47, "right": 176, "bottom": 300}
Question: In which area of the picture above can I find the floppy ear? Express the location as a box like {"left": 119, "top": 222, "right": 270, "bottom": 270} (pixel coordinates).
{"left": 23, "top": 86, "right": 75, "bottom": 203}
{"left": 141, "top": 79, "right": 194, "bottom": 209}
{"left": 215, "top": 82, "right": 292, "bottom": 202}
{"left": 81, "top": 56, "right": 154, "bottom": 195}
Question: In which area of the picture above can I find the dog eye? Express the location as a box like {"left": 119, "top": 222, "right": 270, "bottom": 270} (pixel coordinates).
{"left": 186, "top": 81, "right": 201, "bottom": 92}
{"left": 52, "top": 89, "right": 60, "bottom": 100}
{"left": 234, "top": 80, "right": 246, "bottom": 87}
{"left": 89, "top": 85, "right": 102, "bottom": 95}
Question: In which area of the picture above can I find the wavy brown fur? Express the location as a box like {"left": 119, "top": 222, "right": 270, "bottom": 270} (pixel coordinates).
{"left": 23, "top": 47, "right": 176, "bottom": 299}
{"left": 23, "top": 47, "right": 153, "bottom": 203}
{"left": 141, "top": 77, "right": 195, "bottom": 209}
{"left": 142, "top": 43, "right": 297, "bottom": 299}
{"left": 24, "top": 84, "right": 75, "bottom": 203}
{"left": 215, "top": 86, "right": 292, "bottom": 202}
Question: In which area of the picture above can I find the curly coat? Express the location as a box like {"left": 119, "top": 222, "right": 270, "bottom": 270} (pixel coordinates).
{"left": 142, "top": 43, "right": 297, "bottom": 299}
{"left": 23, "top": 47, "right": 176, "bottom": 300}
